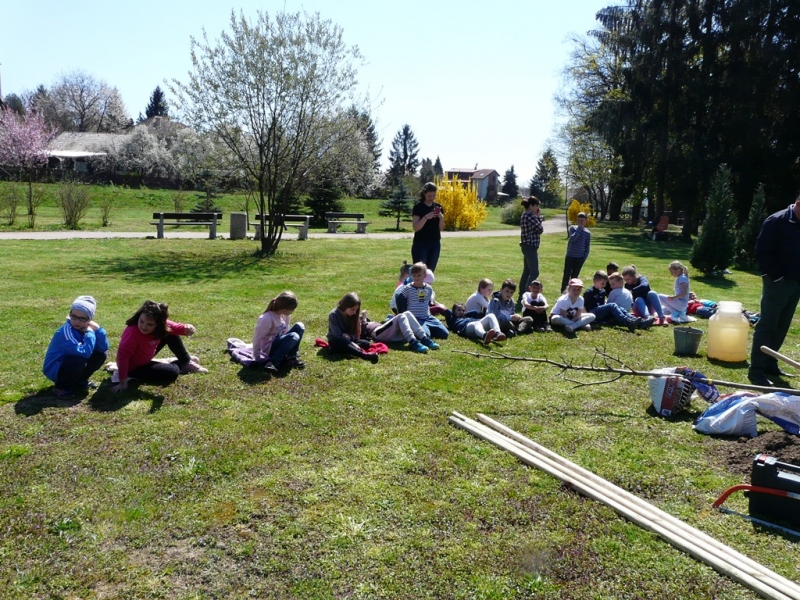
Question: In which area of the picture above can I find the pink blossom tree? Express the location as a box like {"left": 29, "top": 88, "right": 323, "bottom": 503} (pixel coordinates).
{"left": 0, "top": 108, "right": 57, "bottom": 226}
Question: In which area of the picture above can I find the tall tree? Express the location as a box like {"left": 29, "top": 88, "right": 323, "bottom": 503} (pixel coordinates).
{"left": 433, "top": 156, "right": 444, "bottom": 177}
{"left": 145, "top": 86, "right": 169, "bottom": 118}
{"left": 171, "top": 9, "right": 365, "bottom": 255}
{"left": 501, "top": 165, "right": 519, "bottom": 200}
{"left": 387, "top": 124, "right": 420, "bottom": 185}
{"left": 530, "top": 148, "right": 562, "bottom": 207}
{"left": 419, "top": 157, "right": 435, "bottom": 185}
{"left": 36, "top": 70, "right": 130, "bottom": 132}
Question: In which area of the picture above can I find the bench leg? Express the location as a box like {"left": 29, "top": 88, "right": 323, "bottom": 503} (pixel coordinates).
{"left": 356, "top": 224, "right": 367, "bottom": 234}
{"left": 157, "top": 218, "right": 164, "bottom": 239}
{"left": 254, "top": 225, "right": 262, "bottom": 240}
{"left": 210, "top": 217, "right": 217, "bottom": 240}
{"left": 327, "top": 224, "right": 338, "bottom": 234}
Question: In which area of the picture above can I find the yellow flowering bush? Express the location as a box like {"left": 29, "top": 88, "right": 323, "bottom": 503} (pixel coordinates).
{"left": 567, "top": 199, "right": 597, "bottom": 226}
{"left": 435, "top": 175, "right": 488, "bottom": 231}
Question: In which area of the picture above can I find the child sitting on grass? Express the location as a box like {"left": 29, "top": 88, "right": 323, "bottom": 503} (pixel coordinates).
{"left": 465, "top": 278, "right": 493, "bottom": 316}
{"left": 445, "top": 303, "right": 507, "bottom": 345}
{"left": 521, "top": 280, "right": 550, "bottom": 332}
{"left": 621, "top": 265, "right": 667, "bottom": 325}
{"left": 394, "top": 262, "right": 449, "bottom": 339}
{"left": 488, "top": 279, "right": 533, "bottom": 337}
{"left": 550, "top": 278, "right": 596, "bottom": 334}
{"left": 583, "top": 271, "right": 650, "bottom": 331}
{"left": 607, "top": 272, "right": 633, "bottom": 312}
{"left": 327, "top": 292, "right": 379, "bottom": 363}
{"left": 43, "top": 295, "right": 109, "bottom": 400}
{"left": 252, "top": 291, "right": 306, "bottom": 374}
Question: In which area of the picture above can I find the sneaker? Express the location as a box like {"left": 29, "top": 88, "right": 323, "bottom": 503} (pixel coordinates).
{"left": 495, "top": 332, "right": 507, "bottom": 342}
{"left": 285, "top": 356, "right": 306, "bottom": 369}
{"left": 421, "top": 337, "right": 439, "bottom": 350}
{"left": 54, "top": 388, "right": 76, "bottom": 400}
{"left": 190, "top": 355, "right": 199, "bottom": 363}
{"left": 564, "top": 324, "right": 575, "bottom": 334}
{"left": 367, "top": 353, "right": 379, "bottom": 364}
{"left": 660, "top": 318, "right": 670, "bottom": 327}
{"left": 482, "top": 329, "right": 496, "bottom": 346}
{"left": 264, "top": 361, "right": 279, "bottom": 374}
{"left": 581, "top": 324, "right": 592, "bottom": 332}
{"left": 544, "top": 325, "right": 553, "bottom": 333}
{"left": 409, "top": 339, "right": 428, "bottom": 353}
{"left": 640, "top": 317, "right": 655, "bottom": 330}
{"left": 181, "top": 360, "right": 208, "bottom": 374}
{"left": 627, "top": 318, "right": 642, "bottom": 333}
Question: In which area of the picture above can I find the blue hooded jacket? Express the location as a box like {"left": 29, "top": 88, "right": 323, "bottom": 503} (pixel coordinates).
{"left": 43, "top": 319, "right": 109, "bottom": 382}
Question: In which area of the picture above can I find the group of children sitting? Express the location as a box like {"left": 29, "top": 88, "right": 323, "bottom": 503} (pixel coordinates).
{"left": 42, "top": 258, "right": 695, "bottom": 396}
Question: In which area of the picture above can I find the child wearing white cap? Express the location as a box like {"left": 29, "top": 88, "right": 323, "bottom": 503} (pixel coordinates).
{"left": 549, "top": 278, "right": 596, "bottom": 334}
{"left": 43, "top": 295, "right": 109, "bottom": 400}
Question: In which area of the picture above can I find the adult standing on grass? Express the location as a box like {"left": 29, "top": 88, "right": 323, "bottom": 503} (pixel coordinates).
{"left": 517, "top": 196, "right": 544, "bottom": 303}
{"left": 411, "top": 182, "right": 444, "bottom": 272}
{"left": 748, "top": 196, "right": 800, "bottom": 387}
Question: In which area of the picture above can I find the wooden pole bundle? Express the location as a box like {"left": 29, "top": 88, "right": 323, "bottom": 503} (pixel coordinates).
{"left": 449, "top": 411, "right": 800, "bottom": 600}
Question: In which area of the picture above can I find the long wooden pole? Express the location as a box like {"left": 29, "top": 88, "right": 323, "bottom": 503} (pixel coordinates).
{"left": 449, "top": 412, "right": 800, "bottom": 600}
{"left": 761, "top": 346, "right": 800, "bottom": 372}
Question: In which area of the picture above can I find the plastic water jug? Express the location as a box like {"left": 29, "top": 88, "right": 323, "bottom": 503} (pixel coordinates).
{"left": 706, "top": 301, "right": 749, "bottom": 362}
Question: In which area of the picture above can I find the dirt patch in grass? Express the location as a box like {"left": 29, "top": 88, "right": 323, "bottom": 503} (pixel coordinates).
{"left": 708, "top": 430, "right": 800, "bottom": 476}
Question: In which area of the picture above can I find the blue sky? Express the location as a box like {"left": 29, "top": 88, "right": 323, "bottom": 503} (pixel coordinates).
{"left": 1, "top": 0, "right": 612, "bottom": 184}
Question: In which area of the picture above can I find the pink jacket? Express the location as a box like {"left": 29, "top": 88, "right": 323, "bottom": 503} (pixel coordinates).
{"left": 116, "top": 320, "right": 189, "bottom": 381}
{"left": 252, "top": 311, "right": 291, "bottom": 361}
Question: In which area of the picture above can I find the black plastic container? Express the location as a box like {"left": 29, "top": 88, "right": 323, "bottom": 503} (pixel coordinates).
{"left": 749, "top": 454, "right": 800, "bottom": 527}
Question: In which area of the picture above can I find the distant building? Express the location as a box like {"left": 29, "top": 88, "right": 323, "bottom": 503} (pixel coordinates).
{"left": 444, "top": 168, "right": 500, "bottom": 204}
{"left": 46, "top": 132, "right": 127, "bottom": 171}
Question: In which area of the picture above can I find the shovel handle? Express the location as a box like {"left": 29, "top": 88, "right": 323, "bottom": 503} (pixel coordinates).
{"left": 760, "top": 346, "right": 800, "bottom": 371}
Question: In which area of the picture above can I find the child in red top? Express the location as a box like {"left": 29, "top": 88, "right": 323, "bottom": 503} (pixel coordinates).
{"left": 111, "top": 300, "right": 206, "bottom": 393}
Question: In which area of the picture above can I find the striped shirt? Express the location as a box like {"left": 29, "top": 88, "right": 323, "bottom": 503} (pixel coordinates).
{"left": 398, "top": 283, "right": 433, "bottom": 321}
{"left": 565, "top": 225, "right": 591, "bottom": 260}
{"left": 520, "top": 211, "right": 544, "bottom": 247}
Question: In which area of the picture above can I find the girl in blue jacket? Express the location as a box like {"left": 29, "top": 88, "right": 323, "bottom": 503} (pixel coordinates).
{"left": 43, "top": 295, "right": 109, "bottom": 400}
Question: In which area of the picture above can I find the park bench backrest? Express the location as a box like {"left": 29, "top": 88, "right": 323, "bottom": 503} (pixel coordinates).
{"left": 325, "top": 212, "right": 365, "bottom": 220}
{"left": 153, "top": 212, "right": 222, "bottom": 220}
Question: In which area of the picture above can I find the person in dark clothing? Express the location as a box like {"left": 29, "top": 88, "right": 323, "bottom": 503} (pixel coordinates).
{"left": 411, "top": 182, "right": 445, "bottom": 272}
{"left": 749, "top": 197, "right": 800, "bottom": 387}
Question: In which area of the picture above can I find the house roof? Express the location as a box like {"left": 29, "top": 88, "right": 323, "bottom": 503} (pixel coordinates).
{"left": 471, "top": 169, "right": 498, "bottom": 180}
{"left": 48, "top": 132, "right": 129, "bottom": 155}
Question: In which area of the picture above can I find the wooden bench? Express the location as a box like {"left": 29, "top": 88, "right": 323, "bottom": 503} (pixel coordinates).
{"left": 150, "top": 212, "right": 223, "bottom": 239}
{"left": 249, "top": 214, "right": 310, "bottom": 241}
{"left": 325, "top": 212, "right": 370, "bottom": 234}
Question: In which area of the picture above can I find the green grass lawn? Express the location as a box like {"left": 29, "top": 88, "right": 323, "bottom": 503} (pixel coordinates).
{"left": 0, "top": 182, "right": 526, "bottom": 234}
{"left": 0, "top": 224, "right": 795, "bottom": 599}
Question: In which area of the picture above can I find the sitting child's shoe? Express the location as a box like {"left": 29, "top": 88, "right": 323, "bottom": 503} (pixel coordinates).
{"left": 54, "top": 388, "right": 76, "bottom": 400}
{"left": 482, "top": 329, "right": 496, "bottom": 346}
{"left": 581, "top": 324, "right": 592, "bottom": 332}
{"left": 409, "top": 339, "right": 428, "bottom": 353}
{"left": 421, "top": 337, "right": 439, "bottom": 350}
{"left": 285, "top": 356, "right": 306, "bottom": 369}
{"left": 495, "top": 332, "right": 507, "bottom": 342}
{"left": 639, "top": 317, "right": 655, "bottom": 329}
{"left": 181, "top": 360, "right": 208, "bottom": 374}
{"left": 627, "top": 318, "right": 642, "bottom": 333}
{"left": 264, "top": 361, "right": 279, "bottom": 374}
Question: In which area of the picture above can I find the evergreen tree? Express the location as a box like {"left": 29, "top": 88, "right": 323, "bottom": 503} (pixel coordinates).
{"left": 305, "top": 177, "right": 344, "bottom": 225}
{"left": 433, "top": 156, "right": 444, "bottom": 177}
{"left": 501, "top": 165, "right": 519, "bottom": 200}
{"left": 387, "top": 124, "right": 420, "bottom": 185}
{"left": 419, "top": 157, "right": 435, "bottom": 185}
{"left": 378, "top": 181, "right": 413, "bottom": 230}
{"left": 690, "top": 165, "right": 738, "bottom": 275}
{"left": 530, "top": 148, "right": 562, "bottom": 207}
{"left": 145, "top": 86, "right": 169, "bottom": 118}
{"left": 735, "top": 183, "right": 768, "bottom": 269}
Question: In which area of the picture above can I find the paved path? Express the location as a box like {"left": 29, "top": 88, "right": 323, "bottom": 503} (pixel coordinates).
{"left": 0, "top": 216, "right": 567, "bottom": 241}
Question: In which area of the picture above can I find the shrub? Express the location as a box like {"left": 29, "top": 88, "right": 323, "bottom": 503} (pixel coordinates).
{"left": 57, "top": 179, "right": 91, "bottom": 230}
{"left": 690, "top": 165, "right": 737, "bottom": 275}
{"left": 378, "top": 182, "right": 413, "bottom": 230}
{"left": 305, "top": 177, "right": 344, "bottom": 225}
{"left": 567, "top": 199, "right": 597, "bottom": 226}
{"left": 0, "top": 183, "right": 22, "bottom": 226}
{"left": 735, "top": 184, "right": 767, "bottom": 270}
{"left": 435, "top": 175, "right": 487, "bottom": 231}
{"left": 500, "top": 199, "right": 523, "bottom": 225}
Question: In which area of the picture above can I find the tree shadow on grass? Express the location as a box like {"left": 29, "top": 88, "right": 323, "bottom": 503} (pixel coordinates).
{"left": 693, "top": 275, "right": 739, "bottom": 290}
{"left": 88, "top": 248, "right": 269, "bottom": 284}
{"left": 592, "top": 232, "right": 694, "bottom": 262}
